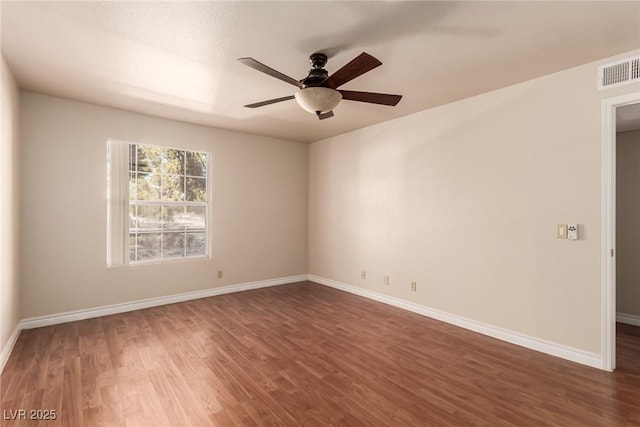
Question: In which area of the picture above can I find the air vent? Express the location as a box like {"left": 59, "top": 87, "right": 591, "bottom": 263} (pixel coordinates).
{"left": 598, "top": 56, "right": 640, "bottom": 90}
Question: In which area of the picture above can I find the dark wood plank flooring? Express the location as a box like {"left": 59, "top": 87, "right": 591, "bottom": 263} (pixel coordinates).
{"left": 1, "top": 281, "right": 639, "bottom": 426}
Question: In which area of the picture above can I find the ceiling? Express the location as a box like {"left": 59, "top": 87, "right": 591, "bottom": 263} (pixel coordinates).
{"left": 2, "top": 1, "right": 639, "bottom": 143}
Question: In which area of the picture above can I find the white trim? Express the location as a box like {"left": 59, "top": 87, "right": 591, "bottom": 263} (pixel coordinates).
{"left": 617, "top": 313, "right": 640, "bottom": 327}
{"left": 106, "top": 139, "right": 128, "bottom": 268}
{"left": 308, "top": 275, "right": 602, "bottom": 369}
{"left": 601, "top": 92, "right": 640, "bottom": 372}
{"left": 0, "top": 325, "right": 21, "bottom": 374}
{"left": 20, "top": 275, "right": 307, "bottom": 330}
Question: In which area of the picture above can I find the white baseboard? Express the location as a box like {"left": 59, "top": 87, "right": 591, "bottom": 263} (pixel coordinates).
{"left": 617, "top": 312, "right": 640, "bottom": 327}
{"left": 20, "top": 274, "right": 308, "bottom": 330}
{"left": 0, "top": 324, "right": 21, "bottom": 374}
{"left": 308, "top": 274, "right": 602, "bottom": 370}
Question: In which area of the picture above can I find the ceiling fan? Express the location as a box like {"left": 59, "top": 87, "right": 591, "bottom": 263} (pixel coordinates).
{"left": 238, "top": 52, "right": 402, "bottom": 120}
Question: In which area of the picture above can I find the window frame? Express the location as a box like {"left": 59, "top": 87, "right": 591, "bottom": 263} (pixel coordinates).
{"left": 107, "top": 139, "right": 212, "bottom": 267}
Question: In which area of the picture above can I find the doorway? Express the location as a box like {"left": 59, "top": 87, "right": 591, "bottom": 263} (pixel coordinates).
{"left": 602, "top": 93, "right": 640, "bottom": 371}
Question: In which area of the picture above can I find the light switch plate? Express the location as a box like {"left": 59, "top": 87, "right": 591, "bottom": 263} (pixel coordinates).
{"left": 557, "top": 224, "right": 567, "bottom": 239}
{"left": 568, "top": 224, "right": 578, "bottom": 240}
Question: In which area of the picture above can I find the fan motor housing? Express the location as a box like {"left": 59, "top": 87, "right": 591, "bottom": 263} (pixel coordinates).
{"left": 301, "top": 52, "right": 329, "bottom": 87}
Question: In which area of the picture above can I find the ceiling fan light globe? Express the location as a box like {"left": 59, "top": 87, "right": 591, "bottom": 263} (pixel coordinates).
{"left": 295, "top": 87, "right": 342, "bottom": 114}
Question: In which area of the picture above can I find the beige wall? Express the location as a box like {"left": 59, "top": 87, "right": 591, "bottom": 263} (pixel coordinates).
{"left": 1, "top": 56, "right": 20, "bottom": 352}
{"left": 20, "top": 93, "right": 308, "bottom": 318}
{"left": 617, "top": 130, "right": 640, "bottom": 318}
{"left": 309, "top": 51, "right": 640, "bottom": 354}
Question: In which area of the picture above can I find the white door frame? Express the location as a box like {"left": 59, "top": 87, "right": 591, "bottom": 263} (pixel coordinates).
{"left": 601, "top": 92, "right": 640, "bottom": 371}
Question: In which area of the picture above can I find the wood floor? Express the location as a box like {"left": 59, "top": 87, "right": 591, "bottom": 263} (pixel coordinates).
{"left": 1, "top": 282, "right": 639, "bottom": 426}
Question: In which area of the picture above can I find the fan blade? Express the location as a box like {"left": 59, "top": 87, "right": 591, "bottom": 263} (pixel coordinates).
{"left": 238, "top": 58, "right": 303, "bottom": 88}
{"left": 339, "top": 90, "right": 402, "bottom": 106}
{"left": 321, "top": 52, "right": 382, "bottom": 89}
{"left": 318, "top": 111, "right": 334, "bottom": 120}
{"left": 244, "top": 95, "right": 295, "bottom": 108}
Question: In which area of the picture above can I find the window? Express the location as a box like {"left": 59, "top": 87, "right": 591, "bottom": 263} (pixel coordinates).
{"left": 107, "top": 140, "right": 210, "bottom": 266}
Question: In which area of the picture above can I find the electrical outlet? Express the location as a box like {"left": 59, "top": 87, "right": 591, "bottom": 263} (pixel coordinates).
{"left": 384, "top": 276, "right": 390, "bottom": 285}
{"left": 361, "top": 271, "right": 366, "bottom": 280}
{"left": 410, "top": 281, "right": 417, "bottom": 292}
{"left": 217, "top": 270, "right": 223, "bottom": 279}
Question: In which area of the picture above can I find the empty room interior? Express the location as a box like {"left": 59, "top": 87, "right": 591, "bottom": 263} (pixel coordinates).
{"left": 2, "top": 1, "right": 640, "bottom": 426}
